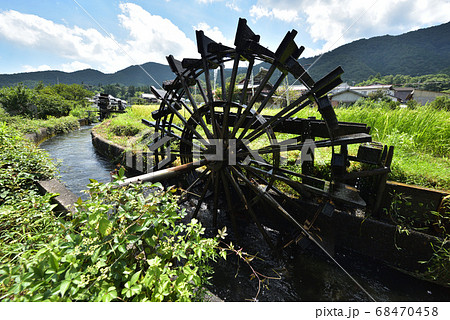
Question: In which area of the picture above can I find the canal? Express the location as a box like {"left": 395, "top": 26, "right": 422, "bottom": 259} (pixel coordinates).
{"left": 40, "top": 126, "right": 450, "bottom": 301}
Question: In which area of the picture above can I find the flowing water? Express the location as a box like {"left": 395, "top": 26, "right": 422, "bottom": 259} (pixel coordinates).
{"left": 40, "top": 127, "right": 450, "bottom": 301}
{"left": 40, "top": 125, "right": 116, "bottom": 199}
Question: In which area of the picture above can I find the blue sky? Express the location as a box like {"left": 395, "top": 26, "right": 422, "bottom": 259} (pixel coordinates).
{"left": 0, "top": 0, "right": 449, "bottom": 74}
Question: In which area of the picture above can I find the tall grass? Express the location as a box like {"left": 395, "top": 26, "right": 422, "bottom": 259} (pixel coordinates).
{"left": 333, "top": 102, "right": 449, "bottom": 157}
{"left": 263, "top": 101, "right": 450, "bottom": 190}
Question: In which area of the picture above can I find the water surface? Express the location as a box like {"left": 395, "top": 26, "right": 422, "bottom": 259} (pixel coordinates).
{"left": 40, "top": 125, "right": 116, "bottom": 199}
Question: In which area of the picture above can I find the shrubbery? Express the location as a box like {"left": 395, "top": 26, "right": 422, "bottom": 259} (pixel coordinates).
{"left": 0, "top": 83, "right": 93, "bottom": 119}
{"left": 0, "top": 122, "right": 57, "bottom": 204}
{"left": 0, "top": 124, "right": 222, "bottom": 301}
{"left": 430, "top": 95, "right": 450, "bottom": 111}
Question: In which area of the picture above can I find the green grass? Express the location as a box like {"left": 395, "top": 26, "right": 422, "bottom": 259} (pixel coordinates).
{"left": 94, "top": 104, "right": 160, "bottom": 150}
{"left": 0, "top": 108, "right": 81, "bottom": 136}
{"left": 333, "top": 102, "right": 449, "bottom": 190}
{"left": 263, "top": 103, "right": 450, "bottom": 190}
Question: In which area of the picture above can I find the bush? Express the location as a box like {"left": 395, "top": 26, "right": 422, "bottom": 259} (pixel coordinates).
{"left": 0, "top": 175, "right": 222, "bottom": 301}
{"left": 0, "top": 84, "right": 94, "bottom": 119}
{"left": 0, "top": 122, "right": 223, "bottom": 301}
{"left": 0, "top": 122, "right": 57, "bottom": 204}
{"left": 0, "top": 84, "right": 35, "bottom": 117}
{"left": 430, "top": 95, "right": 450, "bottom": 111}
{"left": 110, "top": 123, "right": 141, "bottom": 136}
{"left": 33, "top": 92, "right": 73, "bottom": 119}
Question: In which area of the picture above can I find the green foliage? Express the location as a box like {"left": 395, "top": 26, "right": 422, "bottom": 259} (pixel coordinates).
{"left": 422, "top": 238, "right": 450, "bottom": 286}
{"left": 0, "top": 110, "right": 80, "bottom": 136}
{"left": 0, "top": 124, "right": 223, "bottom": 301}
{"left": 340, "top": 100, "right": 450, "bottom": 157}
{"left": 0, "top": 84, "right": 35, "bottom": 117}
{"left": 357, "top": 73, "right": 450, "bottom": 92}
{"left": 0, "top": 83, "right": 93, "bottom": 119}
{"left": 1, "top": 178, "right": 221, "bottom": 301}
{"left": 32, "top": 92, "right": 73, "bottom": 118}
{"left": 430, "top": 95, "right": 450, "bottom": 111}
{"left": 42, "top": 84, "right": 93, "bottom": 102}
{"left": 0, "top": 123, "right": 57, "bottom": 204}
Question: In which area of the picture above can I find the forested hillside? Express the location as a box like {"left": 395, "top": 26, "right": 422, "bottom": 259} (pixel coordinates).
{"left": 301, "top": 21, "right": 450, "bottom": 83}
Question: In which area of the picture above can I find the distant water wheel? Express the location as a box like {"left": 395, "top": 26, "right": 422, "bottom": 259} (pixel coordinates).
{"left": 144, "top": 18, "right": 391, "bottom": 247}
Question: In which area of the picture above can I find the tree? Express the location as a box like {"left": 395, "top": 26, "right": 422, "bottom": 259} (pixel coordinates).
{"left": 0, "top": 83, "right": 35, "bottom": 117}
{"left": 430, "top": 95, "right": 450, "bottom": 111}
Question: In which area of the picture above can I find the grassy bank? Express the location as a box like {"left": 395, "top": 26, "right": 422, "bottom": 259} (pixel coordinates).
{"left": 0, "top": 107, "right": 81, "bottom": 136}
{"left": 0, "top": 120, "right": 222, "bottom": 301}
{"left": 94, "top": 104, "right": 159, "bottom": 150}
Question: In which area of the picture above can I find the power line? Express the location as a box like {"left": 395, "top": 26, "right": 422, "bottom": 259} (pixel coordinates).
{"left": 71, "top": 0, "right": 163, "bottom": 89}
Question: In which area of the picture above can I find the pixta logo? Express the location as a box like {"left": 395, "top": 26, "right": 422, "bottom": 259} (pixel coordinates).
{"left": 127, "top": 133, "right": 316, "bottom": 172}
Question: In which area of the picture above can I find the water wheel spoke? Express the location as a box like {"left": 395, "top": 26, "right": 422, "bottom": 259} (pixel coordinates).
{"left": 244, "top": 166, "right": 307, "bottom": 213}
{"left": 222, "top": 55, "right": 240, "bottom": 140}
{"left": 196, "top": 31, "right": 221, "bottom": 138}
{"left": 220, "top": 169, "right": 239, "bottom": 236}
{"left": 196, "top": 79, "right": 208, "bottom": 104}
{"left": 229, "top": 64, "right": 278, "bottom": 139}
{"left": 179, "top": 167, "right": 211, "bottom": 199}
{"left": 192, "top": 172, "right": 213, "bottom": 219}
{"left": 236, "top": 72, "right": 287, "bottom": 141}
{"left": 167, "top": 104, "right": 212, "bottom": 144}
{"left": 239, "top": 163, "right": 310, "bottom": 196}
{"left": 212, "top": 171, "right": 221, "bottom": 228}
{"left": 243, "top": 99, "right": 312, "bottom": 144}
{"left": 219, "top": 63, "right": 227, "bottom": 101}
{"left": 228, "top": 166, "right": 275, "bottom": 249}
{"left": 238, "top": 58, "right": 255, "bottom": 111}
{"left": 179, "top": 82, "right": 214, "bottom": 141}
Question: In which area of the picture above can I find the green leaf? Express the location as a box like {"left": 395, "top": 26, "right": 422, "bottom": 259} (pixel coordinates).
{"left": 60, "top": 279, "right": 71, "bottom": 297}
{"left": 130, "top": 270, "right": 141, "bottom": 285}
{"left": 118, "top": 167, "right": 125, "bottom": 178}
{"left": 49, "top": 252, "right": 59, "bottom": 272}
{"left": 102, "top": 287, "right": 118, "bottom": 302}
{"left": 98, "top": 218, "right": 113, "bottom": 237}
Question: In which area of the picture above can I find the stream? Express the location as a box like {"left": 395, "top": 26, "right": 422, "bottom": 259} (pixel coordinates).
{"left": 40, "top": 126, "right": 450, "bottom": 301}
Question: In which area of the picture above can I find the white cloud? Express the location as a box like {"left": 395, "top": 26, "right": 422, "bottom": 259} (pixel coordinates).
{"left": 250, "top": 5, "right": 298, "bottom": 23}
{"left": 0, "top": 4, "right": 199, "bottom": 73}
{"left": 226, "top": 1, "right": 241, "bottom": 11}
{"left": 0, "top": 9, "right": 120, "bottom": 71}
{"left": 22, "top": 64, "right": 53, "bottom": 72}
{"left": 193, "top": 22, "right": 233, "bottom": 46}
{"left": 60, "top": 61, "right": 92, "bottom": 72}
{"left": 250, "top": 0, "right": 450, "bottom": 53}
{"left": 249, "top": 5, "right": 271, "bottom": 20}
{"left": 196, "top": 0, "right": 220, "bottom": 3}
{"left": 118, "top": 3, "right": 198, "bottom": 63}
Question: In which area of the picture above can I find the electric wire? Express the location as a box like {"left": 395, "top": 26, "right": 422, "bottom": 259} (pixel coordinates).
{"left": 71, "top": 0, "right": 163, "bottom": 89}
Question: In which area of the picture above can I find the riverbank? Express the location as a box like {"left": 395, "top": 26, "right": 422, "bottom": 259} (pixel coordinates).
{"left": 0, "top": 119, "right": 224, "bottom": 302}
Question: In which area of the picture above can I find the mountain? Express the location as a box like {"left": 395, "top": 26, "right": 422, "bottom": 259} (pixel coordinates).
{"left": 1, "top": 21, "right": 449, "bottom": 87}
{"left": 298, "top": 21, "right": 450, "bottom": 83}
{"left": 0, "top": 62, "right": 172, "bottom": 88}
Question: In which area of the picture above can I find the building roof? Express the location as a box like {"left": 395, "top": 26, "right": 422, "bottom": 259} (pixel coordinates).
{"left": 393, "top": 87, "right": 414, "bottom": 101}
{"left": 351, "top": 85, "right": 393, "bottom": 91}
{"left": 141, "top": 93, "right": 157, "bottom": 99}
{"left": 331, "top": 88, "right": 368, "bottom": 98}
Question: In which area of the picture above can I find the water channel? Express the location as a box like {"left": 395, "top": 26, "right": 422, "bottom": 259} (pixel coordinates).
{"left": 40, "top": 126, "right": 450, "bottom": 301}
